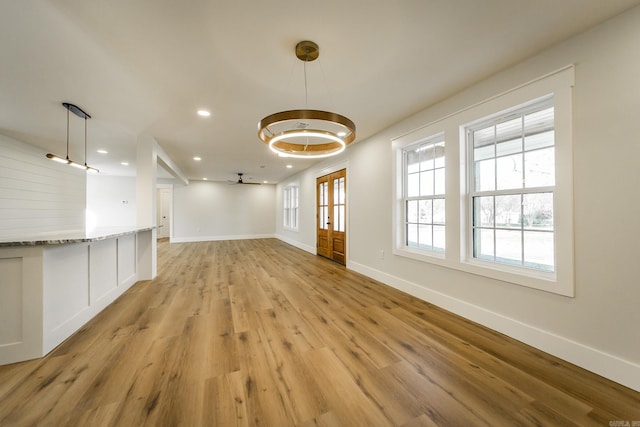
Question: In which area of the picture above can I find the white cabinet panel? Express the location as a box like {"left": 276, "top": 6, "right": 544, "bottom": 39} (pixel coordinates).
{"left": 0, "top": 257, "right": 23, "bottom": 345}
{"left": 117, "top": 234, "right": 136, "bottom": 287}
{"left": 90, "top": 239, "right": 117, "bottom": 303}
{"left": 43, "top": 244, "right": 89, "bottom": 334}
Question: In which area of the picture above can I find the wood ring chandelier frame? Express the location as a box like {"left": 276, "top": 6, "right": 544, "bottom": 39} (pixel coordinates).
{"left": 258, "top": 41, "right": 356, "bottom": 159}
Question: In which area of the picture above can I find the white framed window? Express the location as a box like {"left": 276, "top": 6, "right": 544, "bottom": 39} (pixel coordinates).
{"left": 283, "top": 185, "right": 299, "bottom": 230}
{"left": 403, "top": 134, "right": 445, "bottom": 253}
{"left": 393, "top": 65, "right": 574, "bottom": 296}
{"left": 467, "top": 97, "right": 555, "bottom": 272}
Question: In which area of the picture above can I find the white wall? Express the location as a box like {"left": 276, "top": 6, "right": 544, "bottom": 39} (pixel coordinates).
{"left": 173, "top": 181, "right": 276, "bottom": 242}
{"left": 0, "top": 134, "right": 85, "bottom": 237}
{"left": 86, "top": 175, "right": 136, "bottom": 228}
{"left": 275, "top": 7, "right": 640, "bottom": 391}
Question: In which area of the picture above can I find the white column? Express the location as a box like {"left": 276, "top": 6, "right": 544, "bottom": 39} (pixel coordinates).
{"left": 136, "top": 135, "right": 158, "bottom": 279}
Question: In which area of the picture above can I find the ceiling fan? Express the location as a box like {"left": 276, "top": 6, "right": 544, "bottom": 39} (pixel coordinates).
{"left": 230, "top": 172, "right": 261, "bottom": 185}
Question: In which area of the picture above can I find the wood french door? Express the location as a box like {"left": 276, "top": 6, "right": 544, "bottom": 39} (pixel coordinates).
{"left": 317, "top": 169, "right": 346, "bottom": 265}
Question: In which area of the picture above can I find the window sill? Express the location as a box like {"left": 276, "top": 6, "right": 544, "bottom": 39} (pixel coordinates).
{"left": 393, "top": 247, "right": 447, "bottom": 266}
{"left": 393, "top": 246, "right": 573, "bottom": 297}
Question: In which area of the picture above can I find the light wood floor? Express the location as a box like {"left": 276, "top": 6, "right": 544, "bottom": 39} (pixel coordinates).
{"left": 1, "top": 239, "right": 639, "bottom": 426}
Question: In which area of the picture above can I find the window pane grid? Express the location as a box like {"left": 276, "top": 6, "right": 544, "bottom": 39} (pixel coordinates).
{"left": 469, "top": 98, "right": 554, "bottom": 272}
{"left": 403, "top": 135, "right": 445, "bottom": 252}
{"left": 284, "top": 186, "right": 299, "bottom": 230}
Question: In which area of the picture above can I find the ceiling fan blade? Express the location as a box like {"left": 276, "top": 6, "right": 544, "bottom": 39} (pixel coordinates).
{"left": 234, "top": 172, "right": 260, "bottom": 185}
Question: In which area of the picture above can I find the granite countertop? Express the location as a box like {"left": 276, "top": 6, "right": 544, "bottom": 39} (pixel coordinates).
{"left": 0, "top": 226, "right": 155, "bottom": 247}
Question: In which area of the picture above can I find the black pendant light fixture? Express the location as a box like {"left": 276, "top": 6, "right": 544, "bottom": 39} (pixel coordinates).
{"left": 46, "top": 102, "right": 99, "bottom": 174}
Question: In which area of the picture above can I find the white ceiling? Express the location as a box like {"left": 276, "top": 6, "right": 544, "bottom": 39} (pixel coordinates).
{"left": 1, "top": 1, "right": 638, "bottom": 183}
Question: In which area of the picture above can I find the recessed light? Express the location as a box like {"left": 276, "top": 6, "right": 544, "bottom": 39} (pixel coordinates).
{"left": 263, "top": 181, "right": 268, "bottom": 184}
{"left": 286, "top": 164, "right": 293, "bottom": 169}
{"left": 121, "top": 162, "right": 129, "bottom": 166}
{"left": 203, "top": 177, "right": 208, "bottom": 181}
{"left": 193, "top": 156, "right": 202, "bottom": 161}
{"left": 97, "top": 149, "right": 108, "bottom": 154}
{"left": 197, "top": 110, "right": 211, "bottom": 117}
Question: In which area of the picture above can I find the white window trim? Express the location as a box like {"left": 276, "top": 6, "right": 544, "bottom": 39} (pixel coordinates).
{"left": 393, "top": 65, "right": 575, "bottom": 297}
{"left": 393, "top": 124, "right": 448, "bottom": 265}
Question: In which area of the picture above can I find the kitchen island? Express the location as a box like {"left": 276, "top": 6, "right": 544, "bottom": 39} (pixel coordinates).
{"left": 0, "top": 227, "right": 155, "bottom": 365}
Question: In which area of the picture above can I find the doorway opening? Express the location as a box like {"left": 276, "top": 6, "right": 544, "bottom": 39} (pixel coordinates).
{"left": 156, "top": 187, "right": 171, "bottom": 240}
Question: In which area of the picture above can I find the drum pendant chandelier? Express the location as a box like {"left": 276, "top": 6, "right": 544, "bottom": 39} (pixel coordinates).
{"left": 258, "top": 41, "right": 356, "bottom": 158}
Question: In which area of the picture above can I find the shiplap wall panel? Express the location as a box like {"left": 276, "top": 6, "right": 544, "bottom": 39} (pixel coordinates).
{"left": 0, "top": 135, "right": 86, "bottom": 236}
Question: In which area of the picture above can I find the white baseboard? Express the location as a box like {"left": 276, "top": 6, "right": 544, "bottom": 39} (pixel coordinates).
{"left": 348, "top": 260, "right": 640, "bottom": 393}
{"left": 171, "top": 234, "right": 276, "bottom": 243}
{"left": 275, "top": 235, "right": 316, "bottom": 254}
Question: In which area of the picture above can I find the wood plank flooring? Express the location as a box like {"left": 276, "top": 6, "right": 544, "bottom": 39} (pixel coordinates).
{"left": 1, "top": 238, "right": 639, "bottom": 426}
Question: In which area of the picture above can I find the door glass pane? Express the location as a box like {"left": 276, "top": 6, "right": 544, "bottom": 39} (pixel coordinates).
{"left": 320, "top": 182, "right": 328, "bottom": 205}
{"left": 333, "top": 205, "right": 340, "bottom": 232}
{"left": 338, "top": 206, "right": 345, "bottom": 232}
{"left": 320, "top": 206, "right": 327, "bottom": 230}
{"left": 332, "top": 177, "right": 345, "bottom": 205}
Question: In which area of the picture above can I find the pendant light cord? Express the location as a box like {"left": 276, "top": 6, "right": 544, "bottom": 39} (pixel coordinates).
{"left": 84, "top": 117, "right": 87, "bottom": 166}
{"left": 303, "top": 60, "right": 309, "bottom": 151}
{"left": 304, "top": 60, "right": 309, "bottom": 108}
{"left": 66, "top": 108, "right": 70, "bottom": 160}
